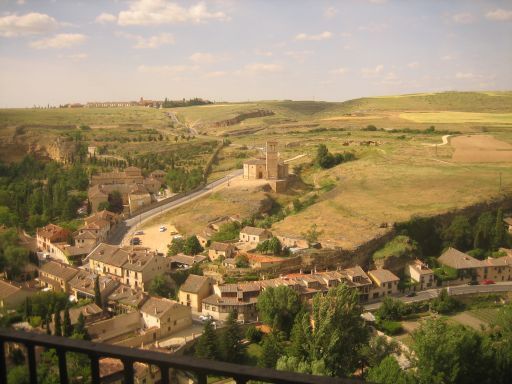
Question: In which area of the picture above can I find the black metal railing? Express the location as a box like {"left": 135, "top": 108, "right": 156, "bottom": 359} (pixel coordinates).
{"left": 0, "top": 329, "right": 365, "bottom": 384}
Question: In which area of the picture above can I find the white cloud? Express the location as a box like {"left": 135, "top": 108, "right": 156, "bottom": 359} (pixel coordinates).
{"left": 30, "top": 33, "right": 87, "bottom": 49}
{"left": 58, "top": 53, "right": 88, "bottom": 61}
{"left": 441, "top": 54, "right": 455, "bottom": 61}
{"left": 189, "top": 52, "right": 219, "bottom": 64}
{"left": 358, "top": 23, "right": 388, "bottom": 32}
{"left": 369, "top": 0, "right": 387, "bottom": 4}
{"left": 243, "top": 63, "right": 283, "bottom": 73}
{"left": 135, "top": 33, "right": 174, "bottom": 48}
{"left": 95, "top": 13, "right": 117, "bottom": 24}
{"left": 284, "top": 50, "right": 313, "bottom": 62}
{"left": 407, "top": 61, "right": 419, "bottom": 69}
{"left": 381, "top": 72, "right": 401, "bottom": 85}
{"left": 295, "top": 31, "right": 332, "bottom": 41}
{"left": 137, "top": 64, "right": 198, "bottom": 75}
{"left": 16, "top": 0, "right": 26, "bottom": 5}
{"left": 254, "top": 49, "right": 273, "bottom": 57}
{"left": 455, "top": 72, "right": 476, "bottom": 79}
{"left": 0, "top": 12, "right": 59, "bottom": 37}
{"left": 330, "top": 67, "right": 348, "bottom": 75}
{"left": 361, "top": 64, "right": 384, "bottom": 77}
{"left": 324, "top": 7, "right": 337, "bottom": 19}
{"left": 204, "top": 71, "right": 227, "bottom": 78}
{"left": 114, "top": 0, "right": 229, "bottom": 26}
{"left": 452, "top": 12, "right": 475, "bottom": 24}
{"left": 340, "top": 32, "right": 352, "bottom": 37}
{"left": 486, "top": 9, "right": 512, "bottom": 21}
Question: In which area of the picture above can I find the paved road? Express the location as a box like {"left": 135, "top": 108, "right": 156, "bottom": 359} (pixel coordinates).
{"left": 108, "top": 170, "right": 243, "bottom": 245}
{"left": 364, "top": 281, "right": 512, "bottom": 311}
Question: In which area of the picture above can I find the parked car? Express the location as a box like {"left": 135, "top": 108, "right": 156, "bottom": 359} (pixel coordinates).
{"left": 199, "top": 314, "right": 213, "bottom": 322}
{"left": 130, "top": 237, "right": 141, "bottom": 245}
{"left": 159, "top": 226, "right": 167, "bottom": 232}
{"left": 481, "top": 279, "right": 495, "bottom": 285}
{"left": 467, "top": 280, "right": 479, "bottom": 285}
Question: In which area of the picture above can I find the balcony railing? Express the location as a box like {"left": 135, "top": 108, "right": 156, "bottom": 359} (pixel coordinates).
{"left": 0, "top": 328, "right": 365, "bottom": 384}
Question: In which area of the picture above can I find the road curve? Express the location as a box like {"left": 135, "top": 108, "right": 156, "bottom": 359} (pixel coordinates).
{"left": 108, "top": 169, "right": 243, "bottom": 245}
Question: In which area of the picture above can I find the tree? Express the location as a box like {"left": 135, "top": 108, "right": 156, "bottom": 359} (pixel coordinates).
{"left": 73, "top": 313, "right": 89, "bottom": 340}
{"left": 442, "top": 215, "right": 472, "bottom": 251}
{"left": 23, "top": 297, "right": 32, "bottom": 320}
{"left": 359, "top": 335, "right": 399, "bottom": 373}
{"left": 430, "top": 288, "right": 458, "bottom": 314}
{"left": 148, "top": 274, "right": 175, "bottom": 298}
{"left": 195, "top": 320, "right": 219, "bottom": 360}
{"left": 473, "top": 212, "right": 495, "bottom": 251}
{"left": 167, "top": 236, "right": 185, "bottom": 256}
{"left": 302, "top": 224, "right": 323, "bottom": 246}
{"left": 376, "top": 297, "right": 406, "bottom": 321}
{"left": 308, "top": 283, "right": 369, "bottom": 377}
{"left": 235, "top": 254, "right": 249, "bottom": 268}
{"left": 94, "top": 275, "right": 102, "bottom": 308}
{"left": 183, "top": 235, "right": 203, "bottom": 255}
{"left": 256, "top": 286, "right": 303, "bottom": 337}
{"left": 53, "top": 311, "right": 62, "bottom": 336}
{"left": 366, "top": 356, "right": 414, "bottom": 384}
{"left": 258, "top": 333, "right": 281, "bottom": 368}
{"left": 492, "top": 208, "right": 508, "bottom": 250}
{"left": 107, "top": 190, "right": 123, "bottom": 213}
{"left": 7, "top": 365, "right": 30, "bottom": 384}
{"left": 219, "top": 311, "right": 245, "bottom": 363}
{"left": 97, "top": 201, "right": 110, "bottom": 211}
{"left": 63, "top": 306, "right": 72, "bottom": 337}
{"left": 411, "top": 318, "right": 485, "bottom": 384}
{"left": 268, "top": 237, "right": 282, "bottom": 255}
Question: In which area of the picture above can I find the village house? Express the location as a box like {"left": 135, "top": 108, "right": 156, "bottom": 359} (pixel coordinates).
{"left": 38, "top": 261, "right": 79, "bottom": 293}
{"left": 69, "top": 270, "right": 119, "bottom": 303}
{"left": 339, "top": 266, "right": 373, "bottom": 302}
{"left": 36, "top": 224, "right": 71, "bottom": 263}
{"left": 0, "top": 280, "right": 36, "bottom": 310}
{"left": 437, "top": 247, "right": 512, "bottom": 284}
{"left": 106, "top": 284, "right": 149, "bottom": 314}
{"left": 202, "top": 282, "right": 261, "bottom": 322}
{"left": 139, "top": 297, "right": 192, "bottom": 340}
{"left": 169, "top": 254, "right": 207, "bottom": 269}
{"left": 208, "top": 242, "right": 235, "bottom": 261}
{"left": 51, "top": 303, "right": 106, "bottom": 333}
{"left": 99, "top": 358, "right": 161, "bottom": 384}
{"left": 239, "top": 226, "right": 272, "bottom": 244}
{"left": 178, "top": 275, "right": 214, "bottom": 312}
{"left": 88, "top": 243, "right": 171, "bottom": 291}
{"left": 368, "top": 269, "right": 400, "bottom": 299}
{"left": 406, "top": 259, "right": 435, "bottom": 290}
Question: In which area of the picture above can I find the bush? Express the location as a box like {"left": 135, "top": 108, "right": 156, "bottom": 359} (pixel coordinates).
{"left": 245, "top": 325, "right": 263, "bottom": 343}
{"left": 378, "top": 320, "right": 403, "bottom": 335}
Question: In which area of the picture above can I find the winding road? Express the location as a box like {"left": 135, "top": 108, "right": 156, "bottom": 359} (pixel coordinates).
{"left": 108, "top": 170, "right": 243, "bottom": 245}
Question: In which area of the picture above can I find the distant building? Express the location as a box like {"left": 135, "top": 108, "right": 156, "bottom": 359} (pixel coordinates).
{"left": 368, "top": 269, "right": 400, "bottom": 299}
{"left": 239, "top": 226, "right": 272, "bottom": 244}
{"left": 243, "top": 141, "right": 289, "bottom": 192}
{"left": 0, "top": 280, "right": 36, "bottom": 310}
{"left": 38, "top": 261, "right": 79, "bottom": 293}
{"left": 178, "top": 274, "right": 214, "bottom": 312}
{"left": 208, "top": 242, "right": 235, "bottom": 261}
{"left": 406, "top": 259, "right": 434, "bottom": 290}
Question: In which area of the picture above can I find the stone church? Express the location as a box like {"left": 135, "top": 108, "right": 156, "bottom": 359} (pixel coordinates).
{"left": 243, "top": 141, "right": 288, "bottom": 192}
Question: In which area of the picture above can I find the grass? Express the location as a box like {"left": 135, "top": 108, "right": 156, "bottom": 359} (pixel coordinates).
{"left": 469, "top": 308, "right": 499, "bottom": 324}
{"left": 373, "top": 235, "right": 416, "bottom": 260}
{"left": 399, "top": 112, "right": 512, "bottom": 125}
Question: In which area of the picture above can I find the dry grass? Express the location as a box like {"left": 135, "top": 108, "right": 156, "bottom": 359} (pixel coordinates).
{"left": 451, "top": 135, "right": 512, "bottom": 163}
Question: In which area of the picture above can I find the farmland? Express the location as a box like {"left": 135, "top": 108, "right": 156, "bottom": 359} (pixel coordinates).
{"left": 1, "top": 91, "right": 512, "bottom": 249}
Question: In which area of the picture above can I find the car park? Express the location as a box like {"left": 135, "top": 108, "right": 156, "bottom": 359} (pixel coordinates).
{"left": 159, "top": 226, "right": 167, "bottom": 232}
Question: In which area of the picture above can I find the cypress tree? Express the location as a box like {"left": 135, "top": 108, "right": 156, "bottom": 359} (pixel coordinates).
{"left": 493, "top": 209, "right": 506, "bottom": 250}
{"left": 54, "top": 312, "right": 62, "bottom": 337}
{"left": 63, "top": 306, "right": 72, "bottom": 337}
{"left": 94, "top": 275, "right": 102, "bottom": 308}
{"left": 195, "top": 320, "right": 219, "bottom": 360}
{"left": 73, "top": 313, "right": 89, "bottom": 340}
{"left": 219, "top": 311, "right": 245, "bottom": 363}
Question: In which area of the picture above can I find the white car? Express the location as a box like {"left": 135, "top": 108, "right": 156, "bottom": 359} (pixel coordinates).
{"left": 159, "top": 226, "right": 167, "bottom": 232}
{"left": 199, "top": 314, "right": 213, "bottom": 322}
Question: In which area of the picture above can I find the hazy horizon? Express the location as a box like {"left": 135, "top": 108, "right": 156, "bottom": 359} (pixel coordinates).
{"left": 1, "top": 0, "right": 512, "bottom": 107}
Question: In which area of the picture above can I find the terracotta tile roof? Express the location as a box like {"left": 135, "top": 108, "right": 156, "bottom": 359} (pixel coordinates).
{"left": 107, "top": 285, "right": 148, "bottom": 308}
{"left": 209, "top": 242, "right": 234, "bottom": 252}
{"left": 203, "top": 294, "right": 258, "bottom": 306}
{"left": 0, "top": 279, "right": 21, "bottom": 299}
{"left": 69, "top": 270, "right": 119, "bottom": 295}
{"left": 438, "top": 247, "right": 483, "bottom": 269}
{"left": 140, "top": 297, "right": 184, "bottom": 318}
{"left": 36, "top": 224, "right": 69, "bottom": 240}
{"left": 241, "top": 226, "right": 271, "bottom": 237}
{"left": 180, "top": 275, "right": 212, "bottom": 294}
{"left": 39, "top": 261, "right": 79, "bottom": 281}
{"left": 368, "top": 269, "right": 400, "bottom": 284}
{"left": 482, "top": 256, "right": 512, "bottom": 267}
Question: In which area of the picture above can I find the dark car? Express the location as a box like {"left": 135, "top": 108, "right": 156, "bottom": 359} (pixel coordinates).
{"left": 130, "top": 237, "right": 141, "bottom": 245}
{"left": 467, "top": 280, "right": 479, "bottom": 285}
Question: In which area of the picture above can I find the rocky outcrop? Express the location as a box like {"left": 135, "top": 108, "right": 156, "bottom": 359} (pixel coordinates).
{"left": 208, "top": 109, "right": 274, "bottom": 128}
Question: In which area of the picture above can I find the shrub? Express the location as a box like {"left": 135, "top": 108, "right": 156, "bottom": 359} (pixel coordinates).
{"left": 378, "top": 320, "right": 403, "bottom": 335}
{"left": 245, "top": 325, "right": 263, "bottom": 343}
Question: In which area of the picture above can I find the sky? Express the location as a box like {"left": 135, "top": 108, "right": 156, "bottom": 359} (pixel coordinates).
{"left": 0, "top": 0, "right": 511, "bottom": 107}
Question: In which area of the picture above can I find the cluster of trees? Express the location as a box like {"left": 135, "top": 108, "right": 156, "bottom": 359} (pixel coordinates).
{"left": 167, "top": 235, "right": 203, "bottom": 256}
{"left": 210, "top": 221, "right": 241, "bottom": 242}
{"left": 0, "top": 156, "right": 89, "bottom": 232}
{"left": 395, "top": 208, "right": 511, "bottom": 259}
{"left": 97, "top": 190, "right": 123, "bottom": 213}
{"left": 165, "top": 168, "right": 204, "bottom": 193}
{"left": 362, "top": 124, "right": 460, "bottom": 135}
{"left": 162, "top": 97, "right": 213, "bottom": 108}
{"left": 256, "top": 236, "right": 284, "bottom": 256}
{"left": 315, "top": 144, "right": 356, "bottom": 169}
{"left": 0, "top": 228, "right": 30, "bottom": 279}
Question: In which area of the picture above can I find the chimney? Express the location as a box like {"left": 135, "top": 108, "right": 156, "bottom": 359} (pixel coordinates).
{"left": 299, "top": 269, "right": 303, "bottom": 274}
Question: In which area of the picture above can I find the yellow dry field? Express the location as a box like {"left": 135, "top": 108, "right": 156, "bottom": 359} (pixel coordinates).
{"left": 451, "top": 135, "right": 512, "bottom": 163}
{"left": 399, "top": 111, "right": 512, "bottom": 125}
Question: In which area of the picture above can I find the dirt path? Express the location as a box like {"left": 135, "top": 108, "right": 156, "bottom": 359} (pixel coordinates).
{"left": 423, "top": 134, "right": 452, "bottom": 147}
{"left": 284, "top": 153, "right": 307, "bottom": 163}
